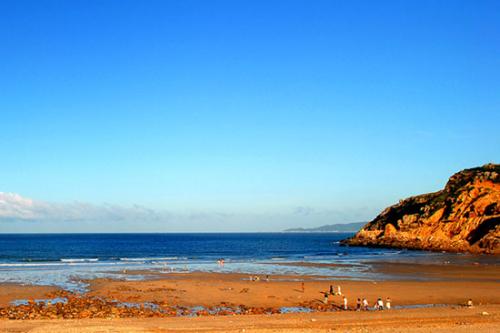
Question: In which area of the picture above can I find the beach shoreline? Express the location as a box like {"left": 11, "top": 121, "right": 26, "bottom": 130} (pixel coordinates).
{"left": 2, "top": 260, "right": 499, "bottom": 307}
{"left": 1, "top": 261, "right": 499, "bottom": 332}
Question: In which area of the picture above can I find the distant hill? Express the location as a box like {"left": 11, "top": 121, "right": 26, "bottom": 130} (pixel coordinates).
{"left": 284, "top": 222, "right": 366, "bottom": 233}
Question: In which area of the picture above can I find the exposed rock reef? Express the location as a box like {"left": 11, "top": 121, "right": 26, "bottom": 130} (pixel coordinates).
{"left": 0, "top": 290, "right": 343, "bottom": 320}
{"left": 343, "top": 164, "right": 500, "bottom": 254}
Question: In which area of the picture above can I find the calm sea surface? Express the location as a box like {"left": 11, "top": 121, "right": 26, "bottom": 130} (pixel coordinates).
{"left": 0, "top": 233, "right": 496, "bottom": 292}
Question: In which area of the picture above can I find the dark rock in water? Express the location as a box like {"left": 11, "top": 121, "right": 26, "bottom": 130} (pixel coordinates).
{"left": 342, "top": 164, "right": 500, "bottom": 254}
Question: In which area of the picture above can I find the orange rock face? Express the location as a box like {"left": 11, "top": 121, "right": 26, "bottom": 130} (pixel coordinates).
{"left": 343, "top": 164, "right": 500, "bottom": 254}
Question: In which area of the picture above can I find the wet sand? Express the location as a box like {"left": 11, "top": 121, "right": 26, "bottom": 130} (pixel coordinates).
{"left": 368, "top": 261, "right": 500, "bottom": 282}
{"left": 0, "top": 285, "right": 58, "bottom": 308}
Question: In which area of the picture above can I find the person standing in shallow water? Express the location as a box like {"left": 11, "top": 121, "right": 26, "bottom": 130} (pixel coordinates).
{"left": 386, "top": 297, "right": 391, "bottom": 310}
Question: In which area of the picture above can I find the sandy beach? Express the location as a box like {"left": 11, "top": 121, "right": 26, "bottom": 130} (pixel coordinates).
{"left": 85, "top": 271, "right": 500, "bottom": 308}
{"left": 1, "top": 262, "right": 499, "bottom": 332}
{"left": 1, "top": 305, "right": 499, "bottom": 333}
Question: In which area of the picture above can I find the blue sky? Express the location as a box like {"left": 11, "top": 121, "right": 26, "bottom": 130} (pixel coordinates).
{"left": 0, "top": 0, "right": 499, "bottom": 232}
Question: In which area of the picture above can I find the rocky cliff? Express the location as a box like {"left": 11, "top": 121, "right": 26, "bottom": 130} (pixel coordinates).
{"left": 343, "top": 164, "right": 500, "bottom": 254}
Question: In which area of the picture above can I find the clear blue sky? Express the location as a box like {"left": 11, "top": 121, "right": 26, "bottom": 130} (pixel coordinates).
{"left": 0, "top": 0, "right": 498, "bottom": 232}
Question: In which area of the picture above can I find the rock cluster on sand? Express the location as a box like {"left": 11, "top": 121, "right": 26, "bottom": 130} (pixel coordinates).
{"left": 343, "top": 164, "right": 499, "bottom": 254}
{"left": 0, "top": 291, "right": 169, "bottom": 320}
{"left": 0, "top": 291, "right": 344, "bottom": 320}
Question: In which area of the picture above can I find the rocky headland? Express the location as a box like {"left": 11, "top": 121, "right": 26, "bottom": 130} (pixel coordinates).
{"left": 343, "top": 164, "right": 500, "bottom": 254}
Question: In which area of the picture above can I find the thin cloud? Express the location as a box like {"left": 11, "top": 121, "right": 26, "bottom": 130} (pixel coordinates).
{"left": 0, "top": 192, "right": 381, "bottom": 231}
{"left": 0, "top": 192, "right": 165, "bottom": 222}
{"left": 293, "top": 206, "right": 315, "bottom": 216}
{"left": 291, "top": 205, "right": 379, "bottom": 223}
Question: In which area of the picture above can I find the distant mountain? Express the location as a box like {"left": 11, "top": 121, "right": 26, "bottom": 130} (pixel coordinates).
{"left": 284, "top": 222, "right": 366, "bottom": 233}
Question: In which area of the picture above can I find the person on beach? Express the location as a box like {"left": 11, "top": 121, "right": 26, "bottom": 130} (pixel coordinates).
{"left": 265, "top": 275, "right": 270, "bottom": 282}
{"left": 343, "top": 296, "right": 348, "bottom": 310}
{"left": 329, "top": 285, "right": 334, "bottom": 295}
{"left": 322, "top": 291, "right": 329, "bottom": 304}
{"left": 386, "top": 297, "right": 391, "bottom": 310}
{"left": 467, "top": 299, "right": 473, "bottom": 308}
{"left": 356, "top": 298, "right": 361, "bottom": 311}
{"left": 362, "top": 298, "right": 369, "bottom": 310}
{"left": 301, "top": 282, "right": 305, "bottom": 293}
{"left": 375, "top": 297, "right": 384, "bottom": 310}
{"left": 337, "top": 285, "right": 342, "bottom": 296}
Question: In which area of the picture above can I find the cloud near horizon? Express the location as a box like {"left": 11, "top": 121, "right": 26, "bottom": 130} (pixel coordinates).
{"left": 0, "top": 192, "right": 165, "bottom": 222}
{"left": 0, "top": 192, "right": 379, "bottom": 232}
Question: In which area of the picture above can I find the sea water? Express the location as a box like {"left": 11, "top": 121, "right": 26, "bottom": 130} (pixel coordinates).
{"left": 0, "top": 233, "right": 496, "bottom": 292}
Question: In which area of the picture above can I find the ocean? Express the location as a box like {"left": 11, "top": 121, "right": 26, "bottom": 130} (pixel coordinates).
{"left": 0, "top": 233, "right": 495, "bottom": 292}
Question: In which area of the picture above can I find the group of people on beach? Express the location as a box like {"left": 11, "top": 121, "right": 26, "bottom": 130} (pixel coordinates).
{"left": 249, "top": 275, "right": 270, "bottom": 282}
{"left": 321, "top": 284, "right": 391, "bottom": 311}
